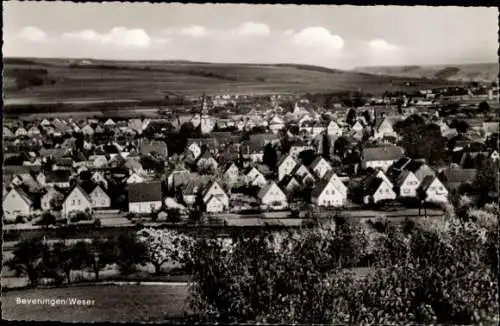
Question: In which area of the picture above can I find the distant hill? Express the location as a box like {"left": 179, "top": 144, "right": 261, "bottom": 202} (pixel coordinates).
{"left": 3, "top": 57, "right": 463, "bottom": 106}
{"left": 353, "top": 63, "right": 499, "bottom": 83}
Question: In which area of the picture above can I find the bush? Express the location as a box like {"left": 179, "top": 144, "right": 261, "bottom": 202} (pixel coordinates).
{"left": 187, "top": 216, "right": 498, "bottom": 324}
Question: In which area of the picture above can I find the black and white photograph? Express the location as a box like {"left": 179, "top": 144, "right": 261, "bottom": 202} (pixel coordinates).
{"left": 1, "top": 1, "right": 499, "bottom": 324}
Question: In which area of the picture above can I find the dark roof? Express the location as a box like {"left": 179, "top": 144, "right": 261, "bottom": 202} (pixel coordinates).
{"left": 128, "top": 182, "right": 163, "bottom": 203}
{"left": 46, "top": 170, "right": 72, "bottom": 183}
{"left": 311, "top": 178, "right": 330, "bottom": 198}
{"left": 419, "top": 175, "right": 436, "bottom": 191}
{"left": 363, "top": 177, "right": 384, "bottom": 195}
{"left": 363, "top": 146, "right": 404, "bottom": 162}
{"left": 439, "top": 167, "right": 477, "bottom": 185}
{"left": 3, "top": 165, "right": 41, "bottom": 175}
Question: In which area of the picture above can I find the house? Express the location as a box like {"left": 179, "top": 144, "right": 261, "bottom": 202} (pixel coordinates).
{"left": 362, "top": 146, "right": 404, "bottom": 172}
{"left": 269, "top": 115, "right": 285, "bottom": 134}
{"left": 241, "top": 140, "right": 265, "bottom": 163}
{"left": 311, "top": 177, "right": 347, "bottom": 207}
{"left": 373, "top": 117, "right": 398, "bottom": 140}
{"left": 310, "top": 157, "right": 333, "bottom": 179}
{"left": 292, "top": 164, "right": 315, "bottom": 185}
{"left": 27, "top": 126, "right": 41, "bottom": 137}
{"left": 246, "top": 167, "right": 267, "bottom": 187}
{"left": 438, "top": 165, "right": 477, "bottom": 191}
{"left": 351, "top": 120, "right": 364, "bottom": 133}
{"left": 223, "top": 163, "right": 241, "bottom": 186}
{"left": 90, "top": 171, "right": 109, "bottom": 189}
{"left": 3, "top": 187, "right": 33, "bottom": 221}
{"left": 3, "top": 127, "right": 13, "bottom": 138}
{"left": 202, "top": 181, "right": 229, "bottom": 211}
{"left": 15, "top": 127, "right": 28, "bottom": 137}
{"left": 489, "top": 150, "right": 499, "bottom": 162}
{"left": 126, "top": 173, "right": 146, "bottom": 184}
{"left": 327, "top": 121, "right": 343, "bottom": 137}
{"left": 395, "top": 171, "right": 420, "bottom": 198}
{"left": 138, "top": 139, "right": 168, "bottom": 159}
{"left": 167, "top": 168, "right": 191, "bottom": 190}
{"left": 181, "top": 176, "right": 212, "bottom": 206}
{"left": 128, "top": 182, "right": 163, "bottom": 213}
{"left": 419, "top": 176, "right": 448, "bottom": 203}
{"left": 289, "top": 143, "right": 314, "bottom": 159}
{"left": 277, "top": 154, "right": 297, "bottom": 181}
{"left": 196, "top": 151, "right": 219, "bottom": 172}
{"left": 205, "top": 196, "right": 225, "bottom": 213}
{"left": 362, "top": 175, "right": 397, "bottom": 204}
{"left": 89, "top": 185, "right": 111, "bottom": 209}
{"left": 258, "top": 181, "right": 288, "bottom": 210}
{"left": 278, "top": 175, "right": 301, "bottom": 195}
{"left": 187, "top": 142, "right": 202, "bottom": 160}
{"left": 81, "top": 124, "right": 95, "bottom": 136}
{"left": 104, "top": 118, "right": 116, "bottom": 127}
{"left": 91, "top": 155, "right": 108, "bottom": 168}
{"left": 482, "top": 122, "right": 499, "bottom": 138}
{"left": 322, "top": 171, "right": 348, "bottom": 197}
{"left": 62, "top": 185, "right": 92, "bottom": 217}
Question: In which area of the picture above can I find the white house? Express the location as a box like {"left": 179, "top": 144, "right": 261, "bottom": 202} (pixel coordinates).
{"left": 126, "top": 173, "right": 146, "bottom": 184}
{"left": 292, "top": 164, "right": 315, "bottom": 185}
{"left": 104, "top": 118, "right": 116, "bottom": 127}
{"left": 205, "top": 196, "right": 225, "bottom": 213}
{"left": 362, "top": 146, "right": 404, "bottom": 172}
{"left": 278, "top": 154, "right": 297, "bottom": 181}
{"left": 128, "top": 182, "right": 163, "bottom": 214}
{"left": 188, "top": 142, "right": 202, "bottom": 160}
{"left": 269, "top": 115, "right": 285, "bottom": 134}
{"left": 311, "top": 178, "right": 347, "bottom": 207}
{"left": 15, "top": 127, "right": 28, "bottom": 137}
{"left": 363, "top": 176, "right": 396, "bottom": 204}
{"left": 203, "top": 181, "right": 229, "bottom": 210}
{"left": 373, "top": 117, "right": 398, "bottom": 140}
{"left": 258, "top": 181, "right": 288, "bottom": 210}
{"left": 81, "top": 124, "right": 94, "bottom": 136}
{"left": 62, "top": 185, "right": 92, "bottom": 217}
{"left": 89, "top": 185, "right": 111, "bottom": 209}
{"left": 310, "top": 157, "right": 333, "bottom": 179}
{"left": 91, "top": 171, "right": 108, "bottom": 189}
{"left": 246, "top": 167, "right": 267, "bottom": 187}
{"left": 396, "top": 171, "right": 420, "bottom": 198}
{"left": 327, "top": 121, "right": 343, "bottom": 137}
{"left": 419, "top": 176, "right": 448, "bottom": 204}
{"left": 223, "top": 163, "right": 241, "bottom": 186}
{"left": 3, "top": 187, "right": 33, "bottom": 221}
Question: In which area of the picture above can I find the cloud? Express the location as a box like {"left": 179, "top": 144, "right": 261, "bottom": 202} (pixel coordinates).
{"left": 19, "top": 26, "right": 47, "bottom": 42}
{"left": 291, "top": 27, "right": 344, "bottom": 52}
{"left": 284, "top": 29, "right": 294, "bottom": 36}
{"left": 62, "top": 27, "right": 151, "bottom": 48}
{"left": 368, "top": 38, "right": 400, "bottom": 51}
{"left": 235, "top": 22, "right": 271, "bottom": 36}
{"left": 179, "top": 25, "right": 211, "bottom": 37}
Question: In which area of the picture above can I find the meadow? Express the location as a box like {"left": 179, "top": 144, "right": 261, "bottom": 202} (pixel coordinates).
{"left": 4, "top": 57, "right": 460, "bottom": 109}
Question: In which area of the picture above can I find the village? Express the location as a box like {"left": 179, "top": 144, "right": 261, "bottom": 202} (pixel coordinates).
{"left": 3, "top": 83, "right": 499, "bottom": 229}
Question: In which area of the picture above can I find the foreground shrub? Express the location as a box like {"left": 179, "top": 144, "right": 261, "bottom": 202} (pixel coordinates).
{"left": 188, "top": 217, "right": 499, "bottom": 324}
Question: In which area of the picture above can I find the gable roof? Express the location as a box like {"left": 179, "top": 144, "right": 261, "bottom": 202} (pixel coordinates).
{"left": 419, "top": 175, "right": 439, "bottom": 192}
{"left": 128, "top": 182, "right": 163, "bottom": 203}
{"left": 439, "top": 166, "right": 477, "bottom": 184}
{"left": 363, "top": 146, "right": 404, "bottom": 162}
{"left": 257, "top": 181, "right": 283, "bottom": 199}
{"left": 5, "top": 187, "right": 33, "bottom": 206}
{"left": 63, "top": 184, "right": 92, "bottom": 204}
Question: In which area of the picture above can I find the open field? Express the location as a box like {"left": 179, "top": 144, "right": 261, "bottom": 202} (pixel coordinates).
{"left": 4, "top": 57, "right": 461, "bottom": 108}
{"left": 353, "top": 63, "right": 499, "bottom": 83}
{"left": 1, "top": 284, "right": 190, "bottom": 322}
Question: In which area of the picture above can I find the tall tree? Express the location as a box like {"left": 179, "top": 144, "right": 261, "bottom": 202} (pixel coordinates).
{"left": 478, "top": 101, "right": 490, "bottom": 114}
{"left": 322, "top": 132, "right": 331, "bottom": 160}
{"left": 263, "top": 143, "right": 278, "bottom": 172}
{"left": 334, "top": 136, "right": 350, "bottom": 159}
{"left": 4, "top": 238, "right": 46, "bottom": 287}
{"left": 346, "top": 108, "right": 357, "bottom": 126}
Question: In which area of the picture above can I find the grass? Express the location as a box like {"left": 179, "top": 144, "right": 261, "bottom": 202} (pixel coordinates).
{"left": 1, "top": 283, "right": 190, "bottom": 322}
{"left": 3, "top": 57, "right": 461, "bottom": 109}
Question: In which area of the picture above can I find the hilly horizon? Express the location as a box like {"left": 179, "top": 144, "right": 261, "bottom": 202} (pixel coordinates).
{"left": 353, "top": 63, "right": 498, "bottom": 83}
{"left": 3, "top": 57, "right": 467, "bottom": 106}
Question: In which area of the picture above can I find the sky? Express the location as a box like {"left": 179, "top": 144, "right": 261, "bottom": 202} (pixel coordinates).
{"left": 3, "top": 2, "right": 498, "bottom": 69}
